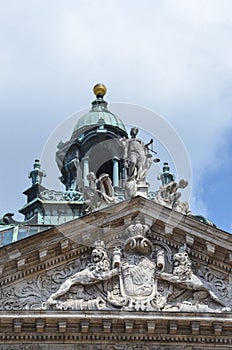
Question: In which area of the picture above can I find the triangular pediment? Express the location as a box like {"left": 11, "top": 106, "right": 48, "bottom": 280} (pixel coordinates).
{"left": 0, "top": 197, "right": 232, "bottom": 345}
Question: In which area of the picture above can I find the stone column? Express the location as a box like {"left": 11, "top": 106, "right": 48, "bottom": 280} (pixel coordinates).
{"left": 82, "top": 157, "right": 89, "bottom": 186}
{"left": 112, "top": 157, "right": 119, "bottom": 187}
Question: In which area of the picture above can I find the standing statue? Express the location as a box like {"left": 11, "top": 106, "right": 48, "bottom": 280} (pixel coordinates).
{"left": 56, "top": 144, "right": 82, "bottom": 191}
{"left": 122, "top": 127, "right": 154, "bottom": 182}
{"left": 84, "top": 172, "right": 101, "bottom": 212}
{"left": 64, "top": 151, "right": 80, "bottom": 191}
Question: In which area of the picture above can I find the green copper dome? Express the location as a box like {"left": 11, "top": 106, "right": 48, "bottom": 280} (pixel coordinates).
{"left": 74, "top": 107, "right": 126, "bottom": 133}
{"left": 73, "top": 84, "right": 127, "bottom": 134}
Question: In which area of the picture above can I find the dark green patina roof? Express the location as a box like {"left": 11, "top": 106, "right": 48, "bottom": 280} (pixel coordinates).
{"left": 73, "top": 107, "right": 126, "bottom": 133}
{"left": 73, "top": 84, "right": 126, "bottom": 134}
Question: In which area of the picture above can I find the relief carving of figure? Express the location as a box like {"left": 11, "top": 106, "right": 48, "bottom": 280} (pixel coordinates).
{"left": 43, "top": 218, "right": 229, "bottom": 312}
{"left": 158, "top": 245, "right": 228, "bottom": 310}
{"left": 1, "top": 218, "right": 230, "bottom": 312}
{"left": 46, "top": 240, "right": 119, "bottom": 307}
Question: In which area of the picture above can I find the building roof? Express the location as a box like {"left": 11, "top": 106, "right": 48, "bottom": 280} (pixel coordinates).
{"left": 73, "top": 107, "right": 127, "bottom": 133}
{"left": 72, "top": 83, "right": 127, "bottom": 135}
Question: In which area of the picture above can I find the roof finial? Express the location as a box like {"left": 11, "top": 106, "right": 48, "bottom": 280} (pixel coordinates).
{"left": 93, "top": 83, "right": 107, "bottom": 98}
{"left": 28, "top": 159, "right": 46, "bottom": 186}
{"left": 157, "top": 162, "right": 175, "bottom": 185}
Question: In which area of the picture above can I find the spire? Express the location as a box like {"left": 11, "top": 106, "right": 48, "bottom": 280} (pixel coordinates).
{"left": 28, "top": 159, "right": 46, "bottom": 186}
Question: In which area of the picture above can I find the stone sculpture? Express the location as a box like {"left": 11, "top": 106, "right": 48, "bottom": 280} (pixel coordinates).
{"left": 155, "top": 177, "right": 191, "bottom": 215}
{"left": 84, "top": 172, "right": 115, "bottom": 213}
{"left": 154, "top": 163, "right": 191, "bottom": 215}
{"left": 41, "top": 218, "right": 229, "bottom": 312}
{"left": 157, "top": 245, "right": 227, "bottom": 310}
{"left": 55, "top": 129, "right": 192, "bottom": 216}
{"left": 0, "top": 218, "right": 229, "bottom": 312}
{"left": 63, "top": 152, "right": 80, "bottom": 191}
{"left": 121, "top": 127, "right": 154, "bottom": 182}
{"left": 121, "top": 127, "right": 158, "bottom": 198}
{"left": 45, "top": 240, "right": 119, "bottom": 309}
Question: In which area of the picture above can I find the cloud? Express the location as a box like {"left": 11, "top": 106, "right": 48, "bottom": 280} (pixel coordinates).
{"left": 0, "top": 1, "right": 232, "bottom": 229}
{"left": 46, "top": 0, "right": 232, "bottom": 169}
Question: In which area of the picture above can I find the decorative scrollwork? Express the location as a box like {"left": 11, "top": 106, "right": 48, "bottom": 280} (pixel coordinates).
{"left": 40, "top": 189, "right": 83, "bottom": 202}
{"left": 198, "top": 266, "right": 228, "bottom": 298}
{"left": 0, "top": 259, "right": 83, "bottom": 310}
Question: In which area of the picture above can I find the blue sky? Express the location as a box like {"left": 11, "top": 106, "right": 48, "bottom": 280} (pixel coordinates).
{"left": 0, "top": 0, "right": 232, "bottom": 232}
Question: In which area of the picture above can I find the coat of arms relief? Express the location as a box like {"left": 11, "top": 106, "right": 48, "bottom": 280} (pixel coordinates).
{"left": 0, "top": 218, "right": 231, "bottom": 312}
{"left": 41, "top": 218, "right": 230, "bottom": 312}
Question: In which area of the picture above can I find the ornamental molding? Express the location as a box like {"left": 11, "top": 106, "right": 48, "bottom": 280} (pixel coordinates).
{"left": 0, "top": 313, "right": 232, "bottom": 346}
{"left": 40, "top": 189, "right": 84, "bottom": 203}
{"left": 0, "top": 220, "right": 231, "bottom": 293}
{"left": 153, "top": 231, "right": 232, "bottom": 272}
{"left": 0, "top": 245, "right": 89, "bottom": 288}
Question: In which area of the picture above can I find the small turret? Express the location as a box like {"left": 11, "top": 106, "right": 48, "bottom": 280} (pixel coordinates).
{"left": 56, "top": 84, "right": 128, "bottom": 192}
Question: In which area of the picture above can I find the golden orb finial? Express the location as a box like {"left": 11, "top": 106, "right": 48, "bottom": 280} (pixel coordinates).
{"left": 93, "top": 83, "right": 107, "bottom": 97}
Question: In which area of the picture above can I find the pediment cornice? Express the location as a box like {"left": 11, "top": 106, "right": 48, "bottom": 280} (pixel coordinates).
{"left": 0, "top": 197, "right": 232, "bottom": 283}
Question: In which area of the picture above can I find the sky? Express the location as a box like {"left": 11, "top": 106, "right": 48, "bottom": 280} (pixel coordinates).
{"left": 0, "top": 0, "right": 232, "bottom": 232}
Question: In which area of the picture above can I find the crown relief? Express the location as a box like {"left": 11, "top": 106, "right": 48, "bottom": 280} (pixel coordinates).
{"left": 126, "top": 217, "right": 150, "bottom": 238}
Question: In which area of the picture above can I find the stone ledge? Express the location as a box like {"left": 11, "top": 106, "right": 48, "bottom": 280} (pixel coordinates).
{"left": 0, "top": 311, "right": 232, "bottom": 343}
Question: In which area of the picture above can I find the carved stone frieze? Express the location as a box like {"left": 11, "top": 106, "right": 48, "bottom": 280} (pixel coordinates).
{"left": 0, "top": 259, "right": 84, "bottom": 310}
{"left": 158, "top": 244, "right": 230, "bottom": 312}
{"left": 0, "top": 218, "right": 231, "bottom": 312}
{"left": 53, "top": 230, "right": 228, "bottom": 312}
